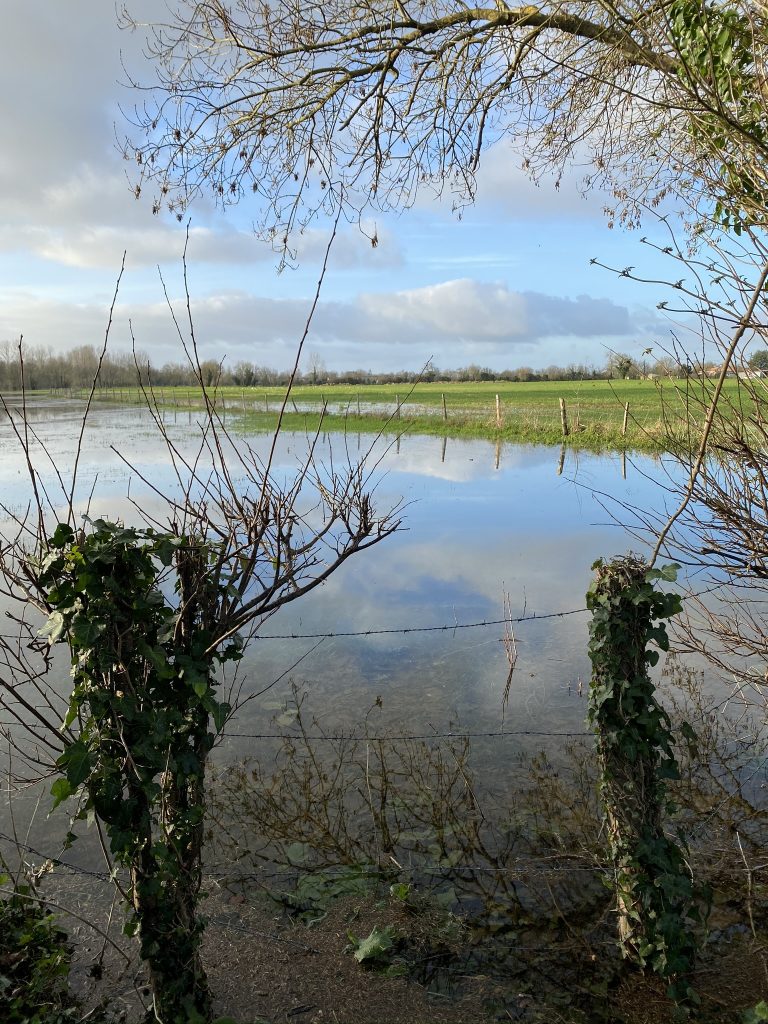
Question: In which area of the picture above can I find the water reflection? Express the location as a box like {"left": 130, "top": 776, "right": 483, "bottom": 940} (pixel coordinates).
{"left": 0, "top": 401, "right": 678, "bottom": 757}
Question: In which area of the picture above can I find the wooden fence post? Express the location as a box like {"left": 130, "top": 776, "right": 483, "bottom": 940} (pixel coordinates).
{"left": 442, "top": 393, "right": 447, "bottom": 421}
{"left": 559, "top": 397, "right": 569, "bottom": 437}
{"left": 622, "top": 402, "right": 630, "bottom": 437}
{"left": 587, "top": 557, "right": 703, "bottom": 997}
{"left": 495, "top": 393, "right": 502, "bottom": 428}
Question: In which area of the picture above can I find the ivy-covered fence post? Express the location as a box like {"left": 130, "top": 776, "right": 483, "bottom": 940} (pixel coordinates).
{"left": 586, "top": 555, "right": 706, "bottom": 1001}
{"left": 39, "top": 520, "right": 241, "bottom": 1024}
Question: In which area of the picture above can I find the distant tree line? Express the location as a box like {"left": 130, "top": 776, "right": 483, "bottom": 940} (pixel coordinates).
{"left": 0, "top": 340, "right": 700, "bottom": 392}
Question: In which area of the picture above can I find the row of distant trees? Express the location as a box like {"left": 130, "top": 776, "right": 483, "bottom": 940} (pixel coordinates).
{"left": 1, "top": 340, "right": 725, "bottom": 392}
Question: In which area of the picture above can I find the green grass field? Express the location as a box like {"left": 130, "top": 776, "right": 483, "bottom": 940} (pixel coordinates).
{"left": 86, "top": 377, "right": 754, "bottom": 453}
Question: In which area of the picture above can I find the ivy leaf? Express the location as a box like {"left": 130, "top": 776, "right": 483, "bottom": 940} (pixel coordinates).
{"left": 157, "top": 615, "right": 179, "bottom": 644}
{"left": 71, "top": 617, "right": 105, "bottom": 648}
{"left": 154, "top": 536, "right": 182, "bottom": 566}
{"left": 646, "top": 563, "right": 679, "bottom": 583}
{"left": 50, "top": 778, "right": 74, "bottom": 810}
{"left": 742, "top": 1001, "right": 768, "bottom": 1023}
{"left": 350, "top": 925, "right": 396, "bottom": 963}
{"left": 57, "top": 739, "right": 92, "bottom": 788}
{"left": 51, "top": 523, "right": 75, "bottom": 548}
{"left": 205, "top": 698, "right": 231, "bottom": 733}
{"left": 61, "top": 696, "right": 79, "bottom": 731}
{"left": 38, "top": 610, "right": 66, "bottom": 645}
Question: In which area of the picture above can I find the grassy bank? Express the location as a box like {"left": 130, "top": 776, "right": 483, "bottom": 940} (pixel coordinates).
{"left": 79, "top": 377, "right": 752, "bottom": 452}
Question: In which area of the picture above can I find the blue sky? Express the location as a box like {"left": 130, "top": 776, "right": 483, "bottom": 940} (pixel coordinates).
{"left": 0, "top": 2, "right": 681, "bottom": 374}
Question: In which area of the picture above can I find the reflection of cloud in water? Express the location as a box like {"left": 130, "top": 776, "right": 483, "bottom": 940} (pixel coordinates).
{"left": 0, "top": 402, "right": 676, "bottom": 740}
{"left": 237, "top": 440, "right": 671, "bottom": 734}
{"left": 370, "top": 433, "right": 611, "bottom": 485}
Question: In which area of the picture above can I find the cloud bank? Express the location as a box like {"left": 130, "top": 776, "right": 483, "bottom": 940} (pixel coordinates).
{"left": 0, "top": 277, "right": 654, "bottom": 371}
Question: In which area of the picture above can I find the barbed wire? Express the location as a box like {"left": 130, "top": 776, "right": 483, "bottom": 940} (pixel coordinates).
{"left": 220, "top": 727, "right": 594, "bottom": 741}
{"left": 0, "top": 585, "right": 749, "bottom": 649}
{"left": 0, "top": 830, "right": 605, "bottom": 886}
{"left": 0, "top": 830, "right": 111, "bottom": 881}
{"left": 250, "top": 607, "right": 588, "bottom": 641}
{"left": 219, "top": 705, "right": 768, "bottom": 744}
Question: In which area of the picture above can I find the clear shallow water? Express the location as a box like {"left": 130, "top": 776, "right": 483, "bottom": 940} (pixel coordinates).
{"left": 0, "top": 400, "right": 678, "bottom": 734}
{"left": 0, "top": 399, "right": 685, "bottom": 850}
{"left": 3, "top": 400, "right": 767, "bottom": 1019}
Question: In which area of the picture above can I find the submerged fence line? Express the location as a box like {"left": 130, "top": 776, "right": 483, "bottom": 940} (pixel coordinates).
{"left": 0, "top": 827, "right": 624, "bottom": 966}
{"left": 220, "top": 727, "right": 594, "bottom": 741}
{"left": 0, "top": 608, "right": 587, "bottom": 648}
{"left": 0, "top": 584, "right": 728, "bottom": 648}
{"left": 251, "top": 607, "right": 588, "bottom": 640}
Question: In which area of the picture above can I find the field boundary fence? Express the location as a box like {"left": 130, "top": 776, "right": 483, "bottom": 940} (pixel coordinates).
{"left": 74, "top": 382, "right": 668, "bottom": 441}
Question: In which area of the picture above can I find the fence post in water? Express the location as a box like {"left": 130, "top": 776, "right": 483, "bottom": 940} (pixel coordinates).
{"left": 357, "top": 393, "right": 361, "bottom": 417}
{"left": 559, "top": 397, "right": 569, "bottom": 437}
{"left": 264, "top": 393, "right": 269, "bottom": 413}
{"left": 442, "top": 393, "right": 447, "bottom": 421}
{"left": 395, "top": 394, "right": 400, "bottom": 419}
{"left": 586, "top": 556, "right": 704, "bottom": 1000}
{"left": 622, "top": 402, "right": 630, "bottom": 437}
{"left": 495, "top": 393, "right": 502, "bottom": 429}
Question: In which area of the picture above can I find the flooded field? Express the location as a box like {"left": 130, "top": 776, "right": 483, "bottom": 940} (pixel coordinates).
{"left": 1, "top": 399, "right": 766, "bottom": 1023}
{"left": 0, "top": 398, "right": 678, "bottom": 746}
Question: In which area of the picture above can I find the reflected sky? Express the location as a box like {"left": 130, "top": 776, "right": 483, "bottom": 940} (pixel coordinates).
{"left": 227, "top": 433, "right": 680, "bottom": 747}
{"left": 0, "top": 403, "right": 692, "bottom": 757}
{"left": 0, "top": 400, "right": 682, "bottom": 755}
{"left": 7, "top": 400, "right": 766, "bottom": 882}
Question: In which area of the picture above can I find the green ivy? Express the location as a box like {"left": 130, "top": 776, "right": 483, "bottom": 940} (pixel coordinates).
{"left": 39, "top": 519, "right": 242, "bottom": 1023}
{"left": 587, "top": 556, "right": 708, "bottom": 1004}
{"left": 0, "top": 876, "right": 76, "bottom": 1024}
{"left": 669, "top": 0, "right": 768, "bottom": 232}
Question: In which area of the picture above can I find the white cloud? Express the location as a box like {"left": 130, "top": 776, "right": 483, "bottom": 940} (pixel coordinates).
{"left": 473, "top": 141, "right": 609, "bottom": 219}
{"left": 357, "top": 279, "right": 633, "bottom": 343}
{"left": 0, "top": 276, "right": 654, "bottom": 370}
{"left": 0, "top": 3, "right": 664, "bottom": 373}
{"left": 360, "top": 280, "right": 528, "bottom": 338}
{"left": 0, "top": 5, "right": 401, "bottom": 275}
{"left": 410, "top": 139, "right": 611, "bottom": 223}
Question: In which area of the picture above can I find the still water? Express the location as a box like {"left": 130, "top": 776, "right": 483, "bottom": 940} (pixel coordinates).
{"left": 1, "top": 399, "right": 764, "bottom": 1018}
{"left": 0, "top": 398, "right": 679, "bottom": 758}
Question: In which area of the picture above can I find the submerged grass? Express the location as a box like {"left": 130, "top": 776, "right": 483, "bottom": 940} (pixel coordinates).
{"left": 207, "top": 664, "right": 768, "bottom": 1023}
{"left": 78, "top": 377, "right": 761, "bottom": 453}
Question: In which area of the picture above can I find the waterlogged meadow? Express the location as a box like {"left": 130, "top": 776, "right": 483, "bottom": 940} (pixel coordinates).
{"left": 68, "top": 375, "right": 768, "bottom": 452}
